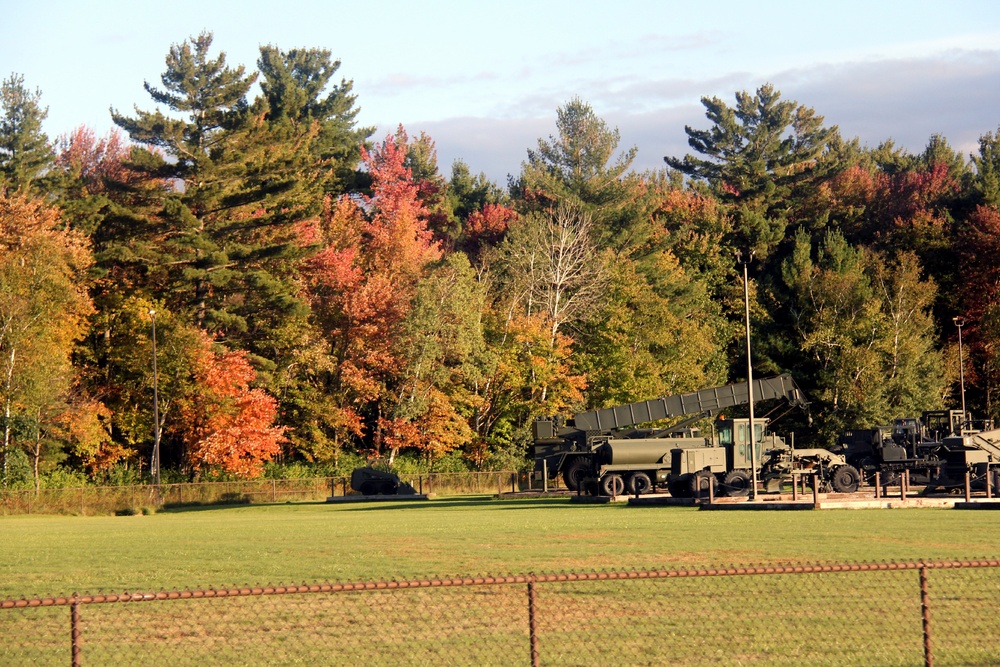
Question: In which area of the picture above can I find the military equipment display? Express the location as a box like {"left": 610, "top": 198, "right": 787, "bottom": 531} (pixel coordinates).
{"left": 533, "top": 374, "right": 862, "bottom": 497}
{"left": 837, "top": 411, "right": 1000, "bottom": 491}
{"left": 350, "top": 466, "right": 418, "bottom": 496}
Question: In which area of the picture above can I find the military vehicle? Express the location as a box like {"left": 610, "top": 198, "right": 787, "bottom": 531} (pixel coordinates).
{"left": 586, "top": 415, "right": 860, "bottom": 498}
{"left": 533, "top": 375, "right": 807, "bottom": 492}
{"left": 932, "top": 426, "right": 1000, "bottom": 491}
{"left": 837, "top": 410, "right": 1000, "bottom": 491}
{"left": 533, "top": 374, "right": 860, "bottom": 496}
{"left": 350, "top": 467, "right": 418, "bottom": 496}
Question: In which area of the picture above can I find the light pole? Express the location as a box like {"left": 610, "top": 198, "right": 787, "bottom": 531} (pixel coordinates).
{"left": 737, "top": 251, "right": 758, "bottom": 500}
{"left": 954, "top": 316, "right": 966, "bottom": 424}
{"left": 149, "top": 309, "right": 161, "bottom": 487}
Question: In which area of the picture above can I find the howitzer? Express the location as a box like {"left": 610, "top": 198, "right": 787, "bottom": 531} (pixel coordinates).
{"left": 350, "top": 467, "right": 417, "bottom": 496}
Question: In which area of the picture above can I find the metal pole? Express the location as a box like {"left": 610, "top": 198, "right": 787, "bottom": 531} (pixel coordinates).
{"left": 149, "top": 310, "right": 161, "bottom": 487}
{"left": 527, "top": 580, "right": 541, "bottom": 667}
{"left": 919, "top": 566, "right": 934, "bottom": 667}
{"left": 742, "top": 256, "right": 758, "bottom": 500}
{"left": 954, "top": 317, "right": 966, "bottom": 426}
{"left": 71, "top": 597, "right": 81, "bottom": 667}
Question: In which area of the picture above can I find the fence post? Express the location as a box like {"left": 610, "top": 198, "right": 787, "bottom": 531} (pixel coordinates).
{"left": 875, "top": 471, "right": 881, "bottom": 499}
{"left": 919, "top": 565, "right": 934, "bottom": 667}
{"left": 965, "top": 472, "right": 971, "bottom": 503}
{"left": 812, "top": 474, "right": 819, "bottom": 508}
{"left": 71, "top": 595, "right": 81, "bottom": 667}
{"left": 527, "top": 580, "right": 540, "bottom": 667}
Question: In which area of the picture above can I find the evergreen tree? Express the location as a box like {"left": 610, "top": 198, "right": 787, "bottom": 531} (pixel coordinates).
{"left": 666, "top": 83, "right": 842, "bottom": 259}
{"left": 516, "top": 98, "right": 644, "bottom": 252}
{"left": 0, "top": 74, "right": 54, "bottom": 193}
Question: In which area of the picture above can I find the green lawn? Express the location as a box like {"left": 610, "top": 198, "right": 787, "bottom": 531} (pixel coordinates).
{"left": 2, "top": 494, "right": 999, "bottom": 598}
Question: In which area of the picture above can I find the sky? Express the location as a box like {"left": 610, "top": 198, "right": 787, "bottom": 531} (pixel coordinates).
{"left": 2, "top": 0, "right": 1000, "bottom": 185}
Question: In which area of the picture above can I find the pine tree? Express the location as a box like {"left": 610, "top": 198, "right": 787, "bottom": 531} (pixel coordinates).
{"left": 666, "top": 83, "right": 842, "bottom": 258}
{"left": 0, "top": 74, "right": 54, "bottom": 193}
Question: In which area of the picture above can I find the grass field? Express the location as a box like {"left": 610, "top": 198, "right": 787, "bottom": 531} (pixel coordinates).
{"left": 3, "top": 495, "right": 1000, "bottom": 666}
{"left": 2, "top": 494, "right": 999, "bottom": 598}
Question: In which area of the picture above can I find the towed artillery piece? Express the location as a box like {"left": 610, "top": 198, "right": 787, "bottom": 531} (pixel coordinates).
{"left": 350, "top": 467, "right": 418, "bottom": 496}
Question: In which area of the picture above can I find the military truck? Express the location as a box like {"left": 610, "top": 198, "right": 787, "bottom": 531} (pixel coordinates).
{"left": 586, "top": 415, "right": 860, "bottom": 498}
{"left": 533, "top": 374, "right": 860, "bottom": 496}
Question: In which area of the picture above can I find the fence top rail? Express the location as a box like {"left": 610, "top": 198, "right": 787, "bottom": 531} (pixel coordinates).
{"left": 4, "top": 558, "right": 998, "bottom": 610}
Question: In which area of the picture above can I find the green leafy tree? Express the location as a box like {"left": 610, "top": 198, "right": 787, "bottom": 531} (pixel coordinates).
{"left": 781, "top": 228, "right": 944, "bottom": 442}
{"left": 0, "top": 74, "right": 54, "bottom": 193}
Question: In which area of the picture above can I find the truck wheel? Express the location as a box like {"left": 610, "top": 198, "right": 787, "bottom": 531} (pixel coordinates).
{"left": 689, "top": 470, "right": 716, "bottom": 499}
{"left": 562, "top": 458, "right": 592, "bottom": 492}
{"left": 627, "top": 472, "right": 653, "bottom": 495}
{"left": 600, "top": 474, "right": 625, "bottom": 497}
{"left": 722, "top": 470, "right": 751, "bottom": 497}
{"left": 831, "top": 465, "right": 861, "bottom": 494}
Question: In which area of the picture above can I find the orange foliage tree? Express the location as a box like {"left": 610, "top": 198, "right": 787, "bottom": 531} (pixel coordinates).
{"left": 301, "top": 130, "right": 440, "bottom": 459}
{"left": 177, "top": 332, "right": 287, "bottom": 478}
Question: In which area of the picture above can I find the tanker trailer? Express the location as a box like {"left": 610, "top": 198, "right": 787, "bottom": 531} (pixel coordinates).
{"left": 590, "top": 435, "right": 713, "bottom": 496}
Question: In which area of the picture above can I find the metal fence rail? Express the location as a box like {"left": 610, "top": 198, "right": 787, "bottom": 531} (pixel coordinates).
{"left": 2, "top": 559, "right": 998, "bottom": 666}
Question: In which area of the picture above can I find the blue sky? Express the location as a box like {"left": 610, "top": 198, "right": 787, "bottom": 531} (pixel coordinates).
{"left": 3, "top": 0, "right": 999, "bottom": 183}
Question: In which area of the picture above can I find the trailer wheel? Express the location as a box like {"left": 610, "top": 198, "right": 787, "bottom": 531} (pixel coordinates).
{"left": 689, "top": 470, "right": 716, "bottom": 499}
{"left": 562, "top": 458, "right": 592, "bottom": 492}
{"left": 627, "top": 472, "right": 653, "bottom": 495}
{"left": 831, "top": 464, "right": 861, "bottom": 494}
{"left": 721, "top": 470, "right": 751, "bottom": 497}
{"left": 600, "top": 474, "right": 625, "bottom": 497}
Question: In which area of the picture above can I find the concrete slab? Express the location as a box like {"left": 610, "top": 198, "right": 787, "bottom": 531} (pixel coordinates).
{"left": 325, "top": 494, "right": 429, "bottom": 503}
{"left": 954, "top": 499, "right": 1000, "bottom": 509}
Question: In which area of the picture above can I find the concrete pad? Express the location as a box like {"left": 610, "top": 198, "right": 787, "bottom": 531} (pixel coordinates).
{"left": 325, "top": 494, "right": 429, "bottom": 503}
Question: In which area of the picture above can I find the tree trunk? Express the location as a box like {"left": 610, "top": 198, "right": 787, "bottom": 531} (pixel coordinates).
{"left": 2, "top": 347, "right": 14, "bottom": 486}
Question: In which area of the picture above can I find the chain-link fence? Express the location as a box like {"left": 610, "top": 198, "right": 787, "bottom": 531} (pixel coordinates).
{"left": 3, "top": 560, "right": 998, "bottom": 666}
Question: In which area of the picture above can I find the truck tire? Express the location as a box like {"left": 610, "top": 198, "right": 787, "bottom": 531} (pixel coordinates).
{"left": 600, "top": 473, "right": 625, "bottom": 497}
{"left": 627, "top": 472, "right": 653, "bottom": 495}
{"left": 689, "top": 470, "right": 716, "bottom": 499}
{"left": 562, "top": 458, "right": 592, "bottom": 492}
{"left": 721, "top": 470, "right": 751, "bottom": 497}
{"left": 831, "top": 464, "right": 861, "bottom": 494}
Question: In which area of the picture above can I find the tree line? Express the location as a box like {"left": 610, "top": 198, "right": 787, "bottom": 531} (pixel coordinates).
{"left": 1, "top": 31, "right": 997, "bottom": 488}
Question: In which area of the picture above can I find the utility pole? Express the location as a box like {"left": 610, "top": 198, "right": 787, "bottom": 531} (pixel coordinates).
{"left": 738, "top": 251, "right": 757, "bottom": 500}
{"left": 954, "top": 316, "right": 966, "bottom": 429}
{"left": 150, "top": 309, "right": 161, "bottom": 487}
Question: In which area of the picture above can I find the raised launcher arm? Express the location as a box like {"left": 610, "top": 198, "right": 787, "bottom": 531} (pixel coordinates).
{"left": 570, "top": 373, "right": 809, "bottom": 432}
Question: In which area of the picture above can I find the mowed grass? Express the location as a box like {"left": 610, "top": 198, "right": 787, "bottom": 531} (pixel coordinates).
{"left": 2, "top": 494, "right": 999, "bottom": 598}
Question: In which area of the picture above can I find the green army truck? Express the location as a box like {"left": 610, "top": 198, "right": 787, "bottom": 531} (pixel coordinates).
{"left": 532, "top": 374, "right": 861, "bottom": 497}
